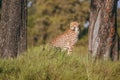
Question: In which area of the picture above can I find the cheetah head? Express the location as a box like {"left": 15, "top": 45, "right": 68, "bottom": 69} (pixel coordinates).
{"left": 70, "top": 21, "right": 80, "bottom": 32}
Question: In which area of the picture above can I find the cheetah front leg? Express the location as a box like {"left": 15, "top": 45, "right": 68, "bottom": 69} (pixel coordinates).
{"left": 66, "top": 42, "right": 73, "bottom": 55}
{"left": 67, "top": 46, "right": 73, "bottom": 55}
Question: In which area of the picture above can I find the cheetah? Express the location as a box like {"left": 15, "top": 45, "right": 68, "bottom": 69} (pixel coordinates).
{"left": 50, "top": 21, "right": 80, "bottom": 54}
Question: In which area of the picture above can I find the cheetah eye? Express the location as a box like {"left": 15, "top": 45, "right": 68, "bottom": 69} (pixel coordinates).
{"left": 70, "top": 26, "right": 74, "bottom": 30}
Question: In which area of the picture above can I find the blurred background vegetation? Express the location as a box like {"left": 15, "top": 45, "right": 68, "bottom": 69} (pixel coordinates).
{"left": 28, "top": 0, "right": 90, "bottom": 47}
{"left": 27, "top": 0, "right": 120, "bottom": 48}
{"left": 0, "top": 0, "right": 120, "bottom": 48}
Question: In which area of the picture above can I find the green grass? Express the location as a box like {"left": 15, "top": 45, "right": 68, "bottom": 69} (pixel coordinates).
{"left": 0, "top": 45, "right": 120, "bottom": 80}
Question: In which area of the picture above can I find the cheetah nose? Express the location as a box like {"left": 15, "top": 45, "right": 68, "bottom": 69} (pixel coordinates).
{"left": 75, "top": 27, "right": 79, "bottom": 31}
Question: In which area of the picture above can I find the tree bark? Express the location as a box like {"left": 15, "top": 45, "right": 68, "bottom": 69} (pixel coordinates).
{"left": 0, "top": 0, "right": 27, "bottom": 58}
{"left": 89, "top": 0, "right": 119, "bottom": 61}
{"left": 18, "top": 0, "right": 27, "bottom": 55}
{"left": 0, "top": 0, "right": 10, "bottom": 57}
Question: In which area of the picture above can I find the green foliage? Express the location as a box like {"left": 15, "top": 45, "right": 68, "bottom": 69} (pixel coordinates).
{"left": 28, "top": 0, "right": 120, "bottom": 47}
{"left": 0, "top": 45, "right": 120, "bottom": 80}
{"left": 117, "top": 9, "right": 120, "bottom": 35}
{"left": 28, "top": 0, "right": 90, "bottom": 46}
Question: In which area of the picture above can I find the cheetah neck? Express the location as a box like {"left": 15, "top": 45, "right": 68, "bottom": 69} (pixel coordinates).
{"left": 75, "top": 30, "right": 79, "bottom": 34}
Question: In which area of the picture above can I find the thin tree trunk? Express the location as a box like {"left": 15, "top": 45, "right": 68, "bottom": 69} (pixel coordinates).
{"left": 89, "top": 0, "right": 119, "bottom": 61}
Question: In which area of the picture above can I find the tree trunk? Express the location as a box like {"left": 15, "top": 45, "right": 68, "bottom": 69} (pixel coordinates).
{"left": 18, "top": 0, "right": 27, "bottom": 55}
{"left": 0, "top": 0, "right": 27, "bottom": 58}
{"left": 89, "top": 0, "right": 119, "bottom": 61}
